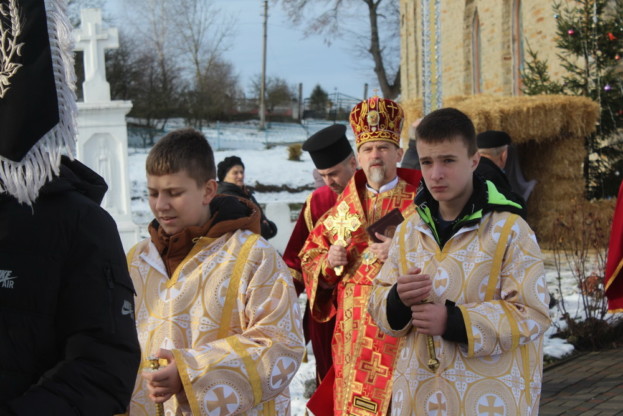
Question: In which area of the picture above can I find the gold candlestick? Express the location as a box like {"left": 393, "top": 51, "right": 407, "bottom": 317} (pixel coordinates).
{"left": 419, "top": 300, "right": 440, "bottom": 372}
{"left": 147, "top": 356, "right": 165, "bottom": 416}
{"left": 426, "top": 332, "right": 440, "bottom": 372}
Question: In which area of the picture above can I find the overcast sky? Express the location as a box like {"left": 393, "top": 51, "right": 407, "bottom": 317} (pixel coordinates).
{"left": 105, "top": 0, "right": 379, "bottom": 99}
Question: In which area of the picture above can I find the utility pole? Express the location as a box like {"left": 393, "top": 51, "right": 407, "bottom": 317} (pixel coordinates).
{"left": 259, "top": 0, "right": 268, "bottom": 130}
{"left": 298, "top": 83, "right": 303, "bottom": 123}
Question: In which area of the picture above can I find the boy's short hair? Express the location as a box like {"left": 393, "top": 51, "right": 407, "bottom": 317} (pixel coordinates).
{"left": 146, "top": 128, "right": 216, "bottom": 184}
{"left": 416, "top": 108, "right": 477, "bottom": 156}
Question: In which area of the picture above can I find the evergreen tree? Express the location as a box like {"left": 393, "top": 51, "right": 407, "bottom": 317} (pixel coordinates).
{"left": 521, "top": 45, "right": 564, "bottom": 95}
{"left": 308, "top": 85, "right": 330, "bottom": 118}
{"left": 522, "top": 0, "right": 623, "bottom": 198}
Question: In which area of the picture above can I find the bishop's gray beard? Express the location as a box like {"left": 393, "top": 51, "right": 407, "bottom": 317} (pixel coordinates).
{"left": 369, "top": 165, "right": 385, "bottom": 184}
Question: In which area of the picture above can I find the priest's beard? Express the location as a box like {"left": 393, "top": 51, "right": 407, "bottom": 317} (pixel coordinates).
{"left": 369, "top": 165, "right": 385, "bottom": 185}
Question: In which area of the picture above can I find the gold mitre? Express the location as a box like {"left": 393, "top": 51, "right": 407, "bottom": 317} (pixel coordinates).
{"left": 349, "top": 96, "right": 404, "bottom": 149}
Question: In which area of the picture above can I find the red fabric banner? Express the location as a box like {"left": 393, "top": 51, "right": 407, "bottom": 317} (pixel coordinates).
{"left": 605, "top": 180, "right": 623, "bottom": 313}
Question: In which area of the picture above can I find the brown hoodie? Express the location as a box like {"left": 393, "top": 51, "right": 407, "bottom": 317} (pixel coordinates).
{"left": 149, "top": 195, "right": 262, "bottom": 276}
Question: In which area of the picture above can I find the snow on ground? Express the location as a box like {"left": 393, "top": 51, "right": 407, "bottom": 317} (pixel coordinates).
{"left": 127, "top": 122, "right": 620, "bottom": 413}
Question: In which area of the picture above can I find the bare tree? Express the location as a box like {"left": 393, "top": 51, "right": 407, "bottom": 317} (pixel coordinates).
{"left": 67, "top": 0, "right": 105, "bottom": 26}
{"left": 107, "top": 0, "right": 186, "bottom": 144}
{"left": 171, "top": 0, "right": 237, "bottom": 127}
{"left": 183, "top": 60, "right": 242, "bottom": 128}
{"left": 274, "top": 0, "right": 401, "bottom": 99}
{"left": 117, "top": 0, "right": 239, "bottom": 129}
{"left": 106, "top": 32, "right": 185, "bottom": 146}
{"left": 172, "top": 0, "right": 234, "bottom": 83}
{"left": 250, "top": 75, "right": 297, "bottom": 113}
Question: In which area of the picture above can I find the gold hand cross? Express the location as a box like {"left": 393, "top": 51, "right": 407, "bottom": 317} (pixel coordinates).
{"left": 323, "top": 201, "right": 361, "bottom": 276}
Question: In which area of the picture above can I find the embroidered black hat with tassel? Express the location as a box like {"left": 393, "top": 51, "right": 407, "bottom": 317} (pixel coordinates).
{"left": 0, "top": 0, "right": 77, "bottom": 204}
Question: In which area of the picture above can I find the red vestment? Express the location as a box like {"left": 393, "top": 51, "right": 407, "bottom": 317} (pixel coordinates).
{"left": 605, "top": 180, "right": 623, "bottom": 313}
{"left": 282, "top": 185, "right": 338, "bottom": 382}
{"left": 302, "top": 168, "right": 421, "bottom": 416}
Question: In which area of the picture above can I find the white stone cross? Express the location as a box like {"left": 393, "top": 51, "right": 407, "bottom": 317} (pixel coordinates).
{"left": 73, "top": 9, "right": 118, "bottom": 102}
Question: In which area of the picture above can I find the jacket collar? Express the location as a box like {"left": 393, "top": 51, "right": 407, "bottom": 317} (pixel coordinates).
{"left": 148, "top": 195, "right": 261, "bottom": 276}
{"left": 415, "top": 174, "right": 523, "bottom": 245}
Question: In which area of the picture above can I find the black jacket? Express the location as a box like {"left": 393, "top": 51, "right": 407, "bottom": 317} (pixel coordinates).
{"left": 216, "top": 181, "right": 278, "bottom": 240}
{"left": 475, "top": 157, "right": 527, "bottom": 218}
{"left": 0, "top": 157, "right": 141, "bottom": 415}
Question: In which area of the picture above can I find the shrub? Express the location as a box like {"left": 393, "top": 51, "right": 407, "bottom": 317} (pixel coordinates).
{"left": 550, "top": 199, "right": 621, "bottom": 350}
{"left": 288, "top": 143, "right": 303, "bottom": 161}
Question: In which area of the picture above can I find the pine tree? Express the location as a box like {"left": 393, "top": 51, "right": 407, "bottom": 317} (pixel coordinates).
{"left": 521, "top": 45, "right": 564, "bottom": 95}
{"left": 308, "top": 85, "right": 330, "bottom": 118}
{"left": 522, "top": 0, "right": 623, "bottom": 198}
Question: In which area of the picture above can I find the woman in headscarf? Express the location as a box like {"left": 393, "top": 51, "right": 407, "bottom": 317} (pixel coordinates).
{"left": 217, "top": 156, "right": 278, "bottom": 240}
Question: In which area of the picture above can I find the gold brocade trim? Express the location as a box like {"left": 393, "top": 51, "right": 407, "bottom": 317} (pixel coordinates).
{"left": 521, "top": 344, "right": 532, "bottom": 405}
{"left": 435, "top": 239, "right": 453, "bottom": 263}
{"left": 218, "top": 234, "right": 260, "bottom": 339}
{"left": 500, "top": 300, "right": 520, "bottom": 351}
{"left": 167, "top": 237, "right": 217, "bottom": 288}
{"left": 485, "top": 215, "right": 518, "bottom": 300}
{"left": 338, "top": 283, "right": 356, "bottom": 411}
{"left": 608, "top": 307, "right": 623, "bottom": 313}
{"left": 262, "top": 398, "right": 275, "bottom": 415}
{"left": 302, "top": 247, "right": 334, "bottom": 323}
{"left": 304, "top": 193, "right": 314, "bottom": 232}
{"left": 171, "top": 349, "right": 203, "bottom": 416}
{"left": 288, "top": 267, "right": 303, "bottom": 283}
{"left": 342, "top": 172, "right": 367, "bottom": 230}
{"left": 356, "top": 134, "right": 400, "bottom": 149}
{"left": 398, "top": 219, "right": 409, "bottom": 275}
{"left": 605, "top": 258, "right": 623, "bottom": 292}
{"left": 459, "top": 304, "right": 475, "bottom": 358}
{"left": 226, "top": 336, "right": 263, "bottom": 406}
{"left": 353, "top": 396, "right": 378, "bottom": 413}
{"left": 401, "top": 203, "right": 416, "bottom": 221}
{"left": 126, "top": 244, "right": 138, "bottom": 266}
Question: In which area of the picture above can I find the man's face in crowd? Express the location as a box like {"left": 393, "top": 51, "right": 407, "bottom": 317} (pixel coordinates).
{"left": 316, "top": 156, "right": 357, "bottom": 194}
{"left": 357, "top": 141, "right": 403, "bottom": 189}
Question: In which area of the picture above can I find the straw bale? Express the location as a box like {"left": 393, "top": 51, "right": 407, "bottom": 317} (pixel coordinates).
{"left": 519, "top": 138, "right": 584, "bottom": 182}
{"left": 519, "top": 134, "right": 587, "bottom": 243}
{"left": 401, "top": 95, "right": 599, "bottom": 144}
{"left": 442, "top": 95, "right": 599, "bottom": 144}
{"left": 536, "top": 199, "right": 615, "bottom": 249}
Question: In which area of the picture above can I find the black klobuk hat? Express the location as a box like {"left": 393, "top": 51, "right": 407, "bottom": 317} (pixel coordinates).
{"left": 477, "top": 130, "right": 512, "bottom": 149}
{"left": 302, "top": 124, "right": 353, "bottom": 170}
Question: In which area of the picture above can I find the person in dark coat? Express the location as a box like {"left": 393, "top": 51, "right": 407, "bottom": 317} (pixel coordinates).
{"left": 0, "top": 2, "right": 140, "bottom": 414}
{"left": 476, "top": 130, "right": 527, "bottom": 218}
{"left": 0, "top": 157, "right": 141, "bottom": 415}
{"left": 217, "top": 156, "right": 278, "bottom": 239}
